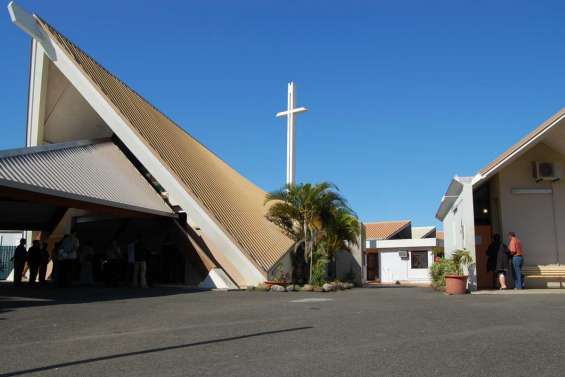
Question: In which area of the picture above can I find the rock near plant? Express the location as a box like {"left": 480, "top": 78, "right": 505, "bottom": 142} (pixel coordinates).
{"left": 322, "top": 283, "right": 336, "bottom": 292}
{"left": 301, "top": 284, "right": 314, "bottom": 292}
{"left": 270, "top": 284, "right": 286, "bottom": 292}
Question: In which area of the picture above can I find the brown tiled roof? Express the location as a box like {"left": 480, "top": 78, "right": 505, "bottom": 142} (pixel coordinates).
{"left": 35, "top": 18, "right": 294, "bottom": 273}
{"left": 479, "top": 108, "right": 565, "bottom": 176}
{"left": 364, "top": 220, "right": 410, "bottom": 240}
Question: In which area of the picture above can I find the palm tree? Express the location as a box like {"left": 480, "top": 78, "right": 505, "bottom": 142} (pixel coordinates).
{"left": 265, "top": 182, "right": 357, "bottom": 284}
{"left": 322, "top": 208, "right": 361, "bottom": 278}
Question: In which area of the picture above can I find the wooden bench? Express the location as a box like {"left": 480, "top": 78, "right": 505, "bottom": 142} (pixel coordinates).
{"left": 523, "top": 266, "right": 565, "bottom": 285}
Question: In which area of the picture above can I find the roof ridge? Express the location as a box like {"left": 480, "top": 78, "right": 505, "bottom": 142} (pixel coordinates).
{"left": 0, "top": 138, "right": 110, "bottom": 159}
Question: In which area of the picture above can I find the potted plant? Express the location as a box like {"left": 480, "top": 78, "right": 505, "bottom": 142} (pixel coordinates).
{"left": 444, "top": 249, "right": 473, "bottom": 295}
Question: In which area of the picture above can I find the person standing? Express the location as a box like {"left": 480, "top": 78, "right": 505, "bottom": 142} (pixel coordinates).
{"left": 104, "top": 240, "right": 121, "bottom": 287}
{"left": 486, "top": 234, "right": 500, "bottom": 288}
{"left": 131, "top": 235, "right": 148, "bottom": 288}
{"left": 38, "top": 242, "right": 50, "bottom": 285}
{"left": 508, "top": 232, "right": 524, "bottom": 289}
{"left": 11, "top": 238, "right": 27, "bottom": 286}
{"left": 494, "top": 236, "right": 512, "bottom": 290}
{"left": 79, "top": 241, "right": 94, "bottom": 285}
{"left": 59, "top": 233, "right": 79, "bottom": 288}
{"left": 27, "top": 240, "right": 42, "bottom": 285}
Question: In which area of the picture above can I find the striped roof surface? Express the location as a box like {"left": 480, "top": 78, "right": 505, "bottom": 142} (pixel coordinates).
{"left": 0, "top": 140, "right": 173, "bottom": 216}
{"left": 364, "top": 220, "right": 411, "bottom": 240}
{"left": 35, "top": 17, "right": 294, "bottom": 272}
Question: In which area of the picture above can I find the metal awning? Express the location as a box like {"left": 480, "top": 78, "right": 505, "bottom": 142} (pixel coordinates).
{"left": 0, "top": 139, "right": 174, "bottom": 227}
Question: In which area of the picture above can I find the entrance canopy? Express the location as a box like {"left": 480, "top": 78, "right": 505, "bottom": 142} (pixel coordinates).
{"left": 0, "top": 139, "right": 174, "bottom": 229}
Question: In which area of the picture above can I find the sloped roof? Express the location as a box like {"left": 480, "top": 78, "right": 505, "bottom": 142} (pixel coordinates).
{"left": 364, "top": 220, "right": 411, "bottom": 240}
{"left": 35, "top": 17, "right": 294, "bottom": 272}
{"left": 480, "top": 108, "right": 565, "bottom": 177}
{"left": 411, "top": 226, "right": 436, "bottom": 239}
{"left": 0, "top": 139, "right": 173, "bottom": 216}
{"left": 436, "top": 231, "right": 444, "bottom": 241}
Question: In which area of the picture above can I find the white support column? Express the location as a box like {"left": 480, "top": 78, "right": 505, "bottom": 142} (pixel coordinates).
{"left": 26, "top": 40, "right": 49, "bottom": 147}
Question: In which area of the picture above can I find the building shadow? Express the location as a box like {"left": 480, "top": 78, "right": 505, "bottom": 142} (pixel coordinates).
{"left": 0, "top": 282, "right": 209, "bottom": 314}
{"left": 2, "top": 326, "right": 313, "bottom": 377}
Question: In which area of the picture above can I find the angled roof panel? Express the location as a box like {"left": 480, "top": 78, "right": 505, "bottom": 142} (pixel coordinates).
{"left": 0, "top": 140, "right": 174, "bottom": 216}
{"left": 411, "top": 226, "right": 436, "bottom": 239}
{"left": 35, "top": 18, "right": 294, "bottom": 272}
{"left": 364, "top": 220, "right": 411, "bottom": 240}
{"left": 479, "top": 108, "right": 565, "bottom": 177}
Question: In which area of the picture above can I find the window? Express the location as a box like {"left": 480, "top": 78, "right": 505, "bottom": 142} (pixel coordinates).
{"left": 411, "top": 251, "right": 428, "bottom": 269}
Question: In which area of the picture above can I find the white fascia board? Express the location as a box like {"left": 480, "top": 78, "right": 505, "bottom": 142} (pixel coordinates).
{"left": 375, "top": 238, "right": 437, "bottom": 250}
{"left": 26, "top": 40, "right": 48, "bottom": 147}
{"left": 40, "top": 37, "right": 265, "bottom": 286}
{"left": 475, "top": 113, "right": 565, "bottom": 184}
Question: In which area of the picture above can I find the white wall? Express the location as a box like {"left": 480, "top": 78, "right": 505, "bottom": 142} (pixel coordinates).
{"left": 442, "top": 179, "right": 477, "bottom": 289}
{"left": 378, "top": 250, "right": 433, "bottom": 283}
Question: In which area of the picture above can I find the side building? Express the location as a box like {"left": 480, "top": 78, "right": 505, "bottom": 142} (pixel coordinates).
{"left": 364, "top": 221, "right": 441, "bottom": 285}
{"left": 436, "top": 108, "right": 565, "bottom": 290}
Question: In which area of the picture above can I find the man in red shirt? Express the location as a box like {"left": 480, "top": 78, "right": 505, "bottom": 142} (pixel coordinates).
{"left": 508, "top": 232, "right": 524, "bottom": 289}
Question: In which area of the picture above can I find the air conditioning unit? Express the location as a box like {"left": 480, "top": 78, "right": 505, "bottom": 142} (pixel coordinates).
{"left": 532, "top": 162, "right": 560, "bottom": 182}
{"left": 398, "top": 250, "right": 409, "bottom": 259}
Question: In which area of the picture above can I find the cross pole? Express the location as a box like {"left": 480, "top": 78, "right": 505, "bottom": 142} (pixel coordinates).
{"left": 276, "top": 82, "right": 308, "bottom": 186}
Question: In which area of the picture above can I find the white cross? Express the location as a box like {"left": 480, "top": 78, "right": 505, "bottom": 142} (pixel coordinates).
{"left": 276, "top": 82, "right": 308, "bottom": 186}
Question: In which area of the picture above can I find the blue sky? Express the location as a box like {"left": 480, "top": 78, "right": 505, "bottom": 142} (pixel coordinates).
{"left": 2, "top": 1, "right": 565, "bottom": 228}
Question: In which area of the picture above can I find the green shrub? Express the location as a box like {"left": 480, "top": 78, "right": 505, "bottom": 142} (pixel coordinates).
{"left": 430, "top": 258, "right": 454, "bottom": 290}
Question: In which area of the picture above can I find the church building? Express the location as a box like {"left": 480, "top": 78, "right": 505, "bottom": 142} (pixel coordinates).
{"left": 2, "top": 2, "right": 295, "bottom": 288}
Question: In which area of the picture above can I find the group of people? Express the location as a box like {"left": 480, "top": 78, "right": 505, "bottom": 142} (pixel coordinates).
{"left": 486, "top": 232, "right": 525, "bottom": 290}
{"left": 10, "top": 232, "right": 149, "bottom": 289}
{"left": 11, "top": 239, "right": 50, "bottom": 286}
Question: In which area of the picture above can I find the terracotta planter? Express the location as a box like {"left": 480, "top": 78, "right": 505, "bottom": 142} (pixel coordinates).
{"left": 264, "top": 280, "right": 288, "bottom": 288}
{"left": 445, "top": 275, "right": 468, "bottom": 295}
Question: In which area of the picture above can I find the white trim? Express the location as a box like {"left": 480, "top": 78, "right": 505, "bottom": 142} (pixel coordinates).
{"left": 198, "top": 268, "right": 239, "bottom": 289}
{"left": 26, "top": 40, "right": 48, "bottom": 147}
{"left": 476, "top": 113, "right": 565, "bottom": 185}
{"left": 36, "top": 34, "right": 265, "bottom": 286}
{"left": 375, "top": 238, "right": 437, "bottom": 249}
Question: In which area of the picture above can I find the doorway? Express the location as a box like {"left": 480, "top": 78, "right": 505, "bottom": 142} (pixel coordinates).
{"left": 367, "top": 253, "right": 379, "bottom": 281}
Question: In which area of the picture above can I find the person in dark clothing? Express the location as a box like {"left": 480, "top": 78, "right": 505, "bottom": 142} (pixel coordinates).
{"left": 486, "top": 234, "right": 501, "bottom": 288}
{"left": 39, "top": 242, "right": 50, "bottom": 284}
{"left": 11, "top": 238, "right": 27, "bottom": 286}
{"left": 495, "top": 239, "right": 512, "bottom": 289}
{"left": 27, "top": 240, "right": 42, "bottom": 285}
{"left": 131, "top": 235, "right": 148, "bottom": 288}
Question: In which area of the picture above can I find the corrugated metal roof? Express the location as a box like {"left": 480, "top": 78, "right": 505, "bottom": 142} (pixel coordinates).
{"left": 364, "top": 220, "right": 411, "bottom": 240}
{"left": 35, "top": 18, "right": 294, "bottom": 272}
{"left": 0, "top": 140, "right": 174, "bottom": 216}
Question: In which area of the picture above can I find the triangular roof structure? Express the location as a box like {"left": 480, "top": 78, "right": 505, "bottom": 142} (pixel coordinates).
{"left": 411, "top": 226, "right": 436, "bottom": 239}
{"left": 364, "top": 220, "right": 411, "bottom": 240}
{"left": 8, "top": 2, "right": 294, "bottom": 286}
{"left": 437, "top": 107, "right": 565, "bottom": 220}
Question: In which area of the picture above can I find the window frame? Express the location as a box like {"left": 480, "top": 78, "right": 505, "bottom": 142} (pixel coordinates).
{"left": 410, "top": 250, "right": 428, "bottom": 269}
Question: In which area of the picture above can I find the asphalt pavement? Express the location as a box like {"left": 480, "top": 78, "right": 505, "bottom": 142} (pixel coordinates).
{"left": 1, "top": 284, "right": 564, "bottom": 377}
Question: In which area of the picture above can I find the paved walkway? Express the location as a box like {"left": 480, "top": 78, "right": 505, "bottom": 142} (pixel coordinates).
{"left": 1, "top": 284, "right": 565, "bottom": 376}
